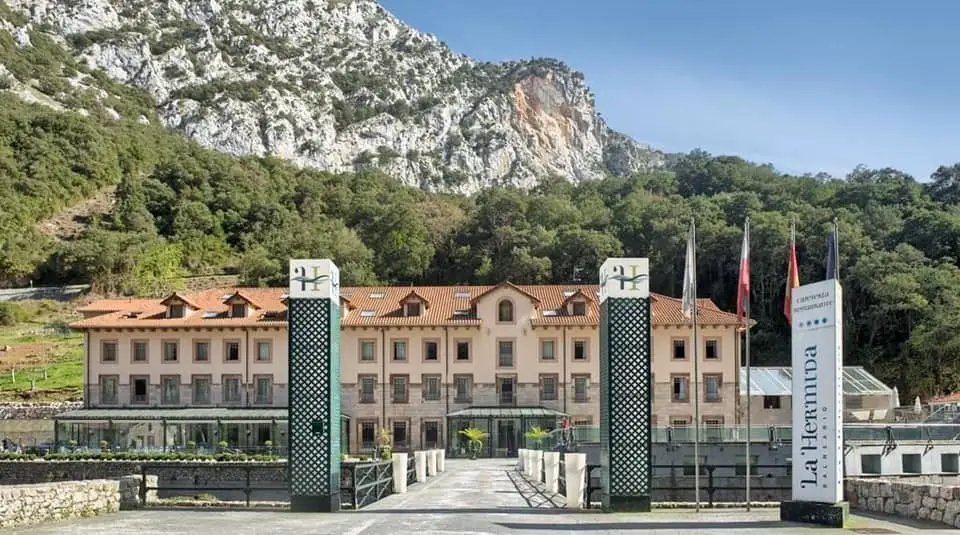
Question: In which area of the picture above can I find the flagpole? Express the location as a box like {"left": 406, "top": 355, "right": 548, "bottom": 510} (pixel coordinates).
{"left": 833, "top": 217, "right": 840, "bottom": 280}
{"left": 744, "top": 217, "right": 752, "bottom": 511}
{"left": 691, "top": 220, "right": 701, "bottom": 512}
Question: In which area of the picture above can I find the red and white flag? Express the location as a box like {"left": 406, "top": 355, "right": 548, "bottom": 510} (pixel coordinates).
{"left": 736, "top": 219, "right": 750, "bottom": 322}
{"left": 784, "top": 223, "right": 800, "bottom": 323}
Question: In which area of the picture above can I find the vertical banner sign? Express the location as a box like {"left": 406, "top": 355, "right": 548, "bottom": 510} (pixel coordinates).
{"left": 599, "top": 258, "right": 653, "bottom": 512}
{"left": 288, "top": 259, "right": 341, "bottom": 512}
{"left": 790, "top": 279, "right": 843, "bottom": 504}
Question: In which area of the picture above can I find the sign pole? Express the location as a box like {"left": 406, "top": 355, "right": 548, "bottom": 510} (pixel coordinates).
{"left": 779, "top": 279, "right": 849, "bottom": 528}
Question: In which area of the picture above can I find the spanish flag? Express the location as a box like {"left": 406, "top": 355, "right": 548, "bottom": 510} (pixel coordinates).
{"left": 784, "top": 222, "right": 800, "bottom": 323}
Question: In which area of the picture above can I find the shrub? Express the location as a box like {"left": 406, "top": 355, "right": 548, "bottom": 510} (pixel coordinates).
{"left": 0, "top": 302, "right": 27, "bottom": 326}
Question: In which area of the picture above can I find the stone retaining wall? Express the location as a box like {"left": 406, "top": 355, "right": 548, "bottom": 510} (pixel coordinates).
{"left": 0, "top": 402, "right": 82, "bottom": 420}
{"left": 846, "top": 477, "right": 960, "bottom": 529}
{"left": 0, "top": 460, "right": 288, "bottom": 501}
{"left": 0, "top": 479, "right": 119, "bottom": 530}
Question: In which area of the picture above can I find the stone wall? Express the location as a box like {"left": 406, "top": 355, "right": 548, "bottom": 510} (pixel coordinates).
{"left": 846, "top": 477, "right": 960, "bottom": 529}
{"left": 0, "top": 460, "right": 288, "bottom": 502}
{"left": 0, "top": 479, "right": 119, "bottom": 530}
{"left": 0, "top": 402, "right": 82, "bottom": 420}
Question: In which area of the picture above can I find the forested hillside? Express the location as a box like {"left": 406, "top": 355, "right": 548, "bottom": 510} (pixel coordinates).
{"left": 1, "top": 5, "right": 960, "bottom": 401}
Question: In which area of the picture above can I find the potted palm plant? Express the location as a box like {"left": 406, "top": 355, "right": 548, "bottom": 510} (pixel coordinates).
{"left": 376, "top": 427, "right": 392, "bottom": 460}
{"left": 524, "top": 426, "right": 550, "bottom": 450}
{"left": 458, "top": 427, "right": 489, "bottom": 460}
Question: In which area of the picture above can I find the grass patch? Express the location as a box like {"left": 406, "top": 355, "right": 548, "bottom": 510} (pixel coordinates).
{"left": 0, "top": 299, "right": 84, "bottom": 401}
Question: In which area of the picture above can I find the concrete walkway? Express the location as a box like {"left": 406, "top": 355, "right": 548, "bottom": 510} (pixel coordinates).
{"left": 5, "top": 458, "right": 958, "bottom": 534}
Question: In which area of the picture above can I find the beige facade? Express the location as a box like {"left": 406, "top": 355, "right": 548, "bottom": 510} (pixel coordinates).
{"left": 74, "top": 284, "right": 745, "bottom": 454}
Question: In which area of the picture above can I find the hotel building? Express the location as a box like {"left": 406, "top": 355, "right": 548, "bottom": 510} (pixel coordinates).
{"left": 67, "top": 282, "right": 746, "bottom": 456}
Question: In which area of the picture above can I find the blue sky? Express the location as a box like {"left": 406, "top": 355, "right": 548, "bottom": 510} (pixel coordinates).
{"left": 378, "top": 0, "right": 960, "bottom": 180}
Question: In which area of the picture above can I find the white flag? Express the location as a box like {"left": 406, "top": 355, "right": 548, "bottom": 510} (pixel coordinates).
{"left": 682, "top": 222, "right": 696, "bottom": 319}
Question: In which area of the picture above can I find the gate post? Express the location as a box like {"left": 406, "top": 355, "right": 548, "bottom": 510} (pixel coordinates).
{"left": 599, "top": 258, "right": 652, "bottom": 512}
{"left": 392, "top": 453, "right": 408, "bottom": 493}
{"left": 288, "top": 259, "right": 342, "bottom": 512}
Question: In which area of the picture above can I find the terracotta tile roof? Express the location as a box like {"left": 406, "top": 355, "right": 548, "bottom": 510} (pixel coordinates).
{"left": 471, "top": 282, "right": 540, "bottom": 304}
{"left": 70, "top": 284, "right": 743, "bottom": 329}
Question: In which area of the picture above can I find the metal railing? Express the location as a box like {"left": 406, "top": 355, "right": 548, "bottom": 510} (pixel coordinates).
{"left": 138, "top": 463, "right": 288, "bottom": 507}
{"left": 406, "top": 455, "right": 416, "bottom": 485}
{"left": 546, "top": 456, "right": 790, "bottom": 509}
{"left": 543, "top": 423, "right": 960, "bottom": 450}
{"left": 340, "top": 460, "right": 393, "bottom": 509}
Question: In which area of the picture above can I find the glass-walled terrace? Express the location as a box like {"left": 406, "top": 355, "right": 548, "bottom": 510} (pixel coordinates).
{"left": 51, "top": 408, "right": 351, "bottom": 455}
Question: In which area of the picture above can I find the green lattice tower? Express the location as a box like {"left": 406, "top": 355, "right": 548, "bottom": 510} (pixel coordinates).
{"left": 599, "top": 296, "right": 652, "bottom": 512}
{"left": 288, "top": 260, "right": 342, "bottom": 512}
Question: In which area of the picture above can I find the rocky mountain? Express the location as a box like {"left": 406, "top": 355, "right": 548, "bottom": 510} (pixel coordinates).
{"left": 8, "top": 0, "right": 664, "bottom": 192}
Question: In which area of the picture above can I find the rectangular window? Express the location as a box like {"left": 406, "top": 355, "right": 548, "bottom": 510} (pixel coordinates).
{"left": 861, "top": 454, "right": 882, "bottom": 475}
{"left": 705, "top": 339, "right": 720, "bottom": 360}
{"left": 406, "top": 302, "right": 421, "bottom": 316}
{"left": 943, "top": 453, "right": 960, "bottom": 473}
{"left": 360, "top": 421, "right": 377, "bottom": 449}
{"left": 161, "top": 375, "right": 180, "bottom": 405}
{"left": 359, "top": 375, "right": 376, "bottom": 403}
{"left": 497, "top": 340, "right": 514, "bottom": 367}
{"left": 422, "top": 374, "right": 441, "bottom": 401}
{"left": 423, "top": 421, "right": 440, "bottom": 448}
{"left": 573, "top": 340, "right": 587, "bottom": 361}
{"left": 572, "top": 301, "right": 586, "bottom": 316}
{"left": 703, "top": 417, "right": 723, "bottom": 441}
{"left": 704, "top": 374, "right": 722, "bottom": 402}
{"left": 540, "top": 374, "right": 558, "bottom": 401}
{"left": 255, "top": 375, "right": 272, "bottom": 404}
{"left": 131, "top": 376, "right": 149, "bottom": 405}
{"left": 224, "top": 341, "right": 240, "bottom": 362}
{"left": 902, "top": 453, "right": 922, "bottom": 474}
{"left": 392, "top": 340, "right": 407, "bottom": 361}
{"left": 359, "top": 340, "right": 376, "bottom": 362}
{"left": 672, "top": 375, "right": 689, "bottom": 402}
{"left": 256, "top": 340, "right": 271, "bottom": 362}
{"left": 456, "top": 341, "right": 470, "bottom": 361}
{"left": 735, "top": 454, "right": 760, "bottom": 476}
{"left": 391, "top": 374, "right": 409, "bottom": 403}
{"left": 194, "top": 341, "right": 209, "bottom": 362}
{"left": 101, "top": 341, "right": 117, "bottom": 363}
{"left": 192, "top": 375, "right": 211, "bottom": 404}
{"left": 573, "top": 375, "right": 589, "bottom": 402}
{"left": 99, "top": 375, "right": 118, "bottom": 405}
{"left": 423, "top": 340, "right": 439, "bottom": 361}
{"left": 231, "top": 303, "right": 246, "bottom": 318}
{"left": 498, "top": 376, "right": 515, "bottom": 405}
{"left": 168, "top": 304, "right": 184, "bottom": 318}
{"left": 162, "top": 341, "right": 178, "bottom": 362}
{"left": 222, "top": 375, "right": 242, "bottom": 403}
{"left": 454, "top": 374, "right": 472, "bottom": 402}
{"left": 540, "top": 339, "right": 555, "bottom": 360}
{"left": 131, "top": 340, "right": 147, "bottom": 363}
{"left": 672, "top": 339, "right": 687, "bottom": 360}
{"left": 392, "top": 420, "right": 408, "bottom": 448}
{"left": 763, "top": 395, "right": 782, "bottom": 409}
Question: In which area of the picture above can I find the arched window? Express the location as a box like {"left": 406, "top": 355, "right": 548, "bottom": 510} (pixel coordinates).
{"left": 498, "top": 300, "right": 514, "bottom": 322}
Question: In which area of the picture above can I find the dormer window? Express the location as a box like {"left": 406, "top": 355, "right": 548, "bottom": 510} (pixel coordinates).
{"left": 168, "top": 304, "right": 185, "bottom": 318}
{"left": 572, "top": 301, "right": 586, "bottom": 316}
{"left": 406, "top": 302, "right": 421, "bottom": 317}
{"left": 498, "top": 300, "right": 514, "bottom": 322}
{"left": 231, "top": 304, "right": 247, "bottom": 318}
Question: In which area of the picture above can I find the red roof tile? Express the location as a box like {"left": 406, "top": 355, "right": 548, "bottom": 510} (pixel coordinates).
{"left": 70, "top": 284, "right": 743, "bottom": 329}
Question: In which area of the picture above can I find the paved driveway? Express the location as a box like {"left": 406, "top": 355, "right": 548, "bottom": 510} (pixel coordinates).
{"left": 3, "top": 459, "right": 953, "bottom": 534}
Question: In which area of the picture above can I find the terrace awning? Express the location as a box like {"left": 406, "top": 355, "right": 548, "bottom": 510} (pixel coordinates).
{"left": 446, "top": 406, "right": 567, "bottom": 418}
